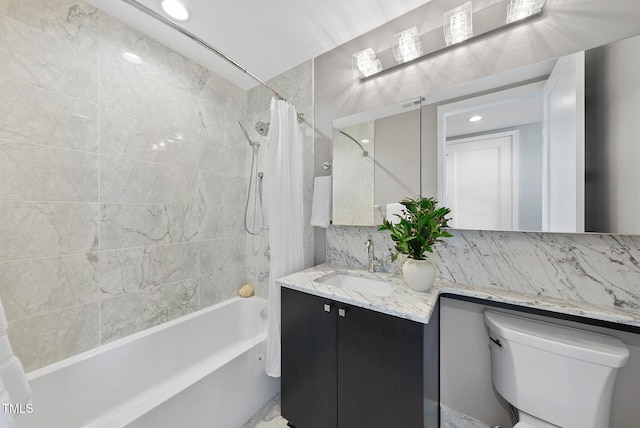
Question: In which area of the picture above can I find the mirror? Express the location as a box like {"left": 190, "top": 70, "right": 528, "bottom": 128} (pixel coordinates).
{"left": 436, "top": 33, "right": 640, "bottom": 234}
{"left": 331, "top": 32, "right": 640, "bottom": 234}
{"left": 332, "top": 98, "right": 421, "bottom": 226}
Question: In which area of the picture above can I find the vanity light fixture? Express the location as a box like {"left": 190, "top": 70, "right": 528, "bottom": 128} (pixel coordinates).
{"left": 507, "top": 0, "right": 545, "bottom": 23}
{"left": 392, "top": 27, "right": 423, "bottom": 64}
{"left": 468, "top": 115, "right": 482, "bottom": 122}
{"left": 443, "top": 2, "right": 473, "bottom": 46}
{"left": 121, "top": 51, "right": 143, "bottom": 64}
{"left": 160, "top": 0, "right": 190, "bottom": 21}
{"left": 353, "top": 48, "right": 383, "bottom": 78}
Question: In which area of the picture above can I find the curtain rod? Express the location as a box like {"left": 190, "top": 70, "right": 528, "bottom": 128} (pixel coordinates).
{"left": 121, "top": 0, "right": 298, "bottom": 110}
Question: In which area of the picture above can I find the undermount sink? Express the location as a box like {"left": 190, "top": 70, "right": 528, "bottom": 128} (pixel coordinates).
{"left": 319, "top": 273, "right": 397, "bottom": 297}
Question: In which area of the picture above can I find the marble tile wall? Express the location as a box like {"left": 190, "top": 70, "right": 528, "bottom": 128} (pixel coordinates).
{"left": 327, "top": 226, "right": 640, "bottom": 316}
{"left": 0, "top": 0, "right": 256, "bottom": 371}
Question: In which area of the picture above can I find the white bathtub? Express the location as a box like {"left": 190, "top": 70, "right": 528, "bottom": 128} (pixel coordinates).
{"left": 19, "top": 297, "right": 279, "bottom": 428}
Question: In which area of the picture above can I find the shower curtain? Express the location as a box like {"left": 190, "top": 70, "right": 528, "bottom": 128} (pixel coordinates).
{"left": 266, "top": 98, "right": 305, "bottom": 377}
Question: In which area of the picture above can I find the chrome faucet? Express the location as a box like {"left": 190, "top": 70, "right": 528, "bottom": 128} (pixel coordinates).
{"left": 365, "top": 239, "right": 381, "bottom": 273}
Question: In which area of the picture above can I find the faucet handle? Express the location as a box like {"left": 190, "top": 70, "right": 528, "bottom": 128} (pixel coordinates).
{"left": 368, "top": 257, "right": 381, "bottom": 273}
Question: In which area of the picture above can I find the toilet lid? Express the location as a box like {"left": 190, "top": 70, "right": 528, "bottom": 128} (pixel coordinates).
{"left": 514, "top": 423, "right": 537, "bottom": 428}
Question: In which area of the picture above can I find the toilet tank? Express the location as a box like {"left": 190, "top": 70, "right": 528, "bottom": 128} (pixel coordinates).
{"left": 484, "top": 310, "right": 629, "bottom": 428}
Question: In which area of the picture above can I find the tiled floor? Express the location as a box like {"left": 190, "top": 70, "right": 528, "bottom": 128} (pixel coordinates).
{"left": 242, "top": 395, "right": 489, "bottom": 428}
{"left": 242, "top": 394, "right": 289, "bottom": 428}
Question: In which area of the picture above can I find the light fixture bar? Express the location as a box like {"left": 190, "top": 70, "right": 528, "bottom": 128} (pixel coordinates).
{"left": 356, "top": 0, "right": 545, "bottom": 80}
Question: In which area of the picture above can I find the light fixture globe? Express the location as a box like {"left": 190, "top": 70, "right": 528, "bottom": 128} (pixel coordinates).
{"left": 393, "top": 27, "right": 423, "bottom": 64}
{"left": 443, "top": 1, "right": 473, "bottom": 46}
{"left": 507, "top": 0, "right": 546, "bottom": 23}
{"left": 352, "top": 48, "right": 383, "bottom": 78}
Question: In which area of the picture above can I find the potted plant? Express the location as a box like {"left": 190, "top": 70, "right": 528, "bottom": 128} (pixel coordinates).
{"left": 378, "top": 196, "right": 452, "bottom": 292}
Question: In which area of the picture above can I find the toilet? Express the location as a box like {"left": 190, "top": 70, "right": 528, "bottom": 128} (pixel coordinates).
{"left": 484, "top": 310, "right": 630, "bottom": 428}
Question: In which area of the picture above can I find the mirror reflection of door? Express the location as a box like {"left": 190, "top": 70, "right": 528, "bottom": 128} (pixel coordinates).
{"left": 446, "top": 132, "right": 518, "bottom": 230}
{"left": 437, "top": 81, "right": 545, "bottom": 232}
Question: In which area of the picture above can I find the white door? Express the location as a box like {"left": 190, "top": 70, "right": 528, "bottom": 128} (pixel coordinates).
{"left": 543, "top": 51, "right": 585, "bottom": 232}
{"left": 446, "top": 132, "right": 518, "bottom": 230}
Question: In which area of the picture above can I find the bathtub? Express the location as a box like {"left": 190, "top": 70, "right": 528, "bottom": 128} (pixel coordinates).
{"left": 19, "top": 296, "right": 279, "bottom": 428}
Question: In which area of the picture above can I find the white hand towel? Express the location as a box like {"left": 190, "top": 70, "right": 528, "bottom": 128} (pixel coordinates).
{"left": 310, "top": 176, "right": 332, "bottom": 228}
{"left": 386, "top": 202, "right": 405, "bottom": 225}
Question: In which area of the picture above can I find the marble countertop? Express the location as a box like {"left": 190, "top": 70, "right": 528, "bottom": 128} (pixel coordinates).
{"left": 276, "top": 263, "right": 640, "bottom": 328}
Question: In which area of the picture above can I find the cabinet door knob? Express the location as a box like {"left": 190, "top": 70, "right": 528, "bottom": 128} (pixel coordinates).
{"left": 324, "top": 303, "right": 331, "bottom": 313}
{"left": 338, "top": 308, "right": 346, "bottom": 318}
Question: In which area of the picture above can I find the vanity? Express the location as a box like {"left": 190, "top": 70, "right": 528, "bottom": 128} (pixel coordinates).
{"left": 281, "top": 287, "right": 428, "bottom": 427}
{"left": 279, "top": 265, "right": 439, "bottom": 428}
{"left": 278, "top": 264, "right": 640, "bottom": 428}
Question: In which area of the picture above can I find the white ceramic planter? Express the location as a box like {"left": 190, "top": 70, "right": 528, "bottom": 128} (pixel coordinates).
{"left": 402, "top": 259, "right": 436, "bottom": 292}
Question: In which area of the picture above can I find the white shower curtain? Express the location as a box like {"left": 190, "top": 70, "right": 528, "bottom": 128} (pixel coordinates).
{"left": 266, "top": 98, "right": 305, "bottom": 377}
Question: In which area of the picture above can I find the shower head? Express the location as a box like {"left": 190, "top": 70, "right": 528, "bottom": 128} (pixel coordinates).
{"left": 255, "top": 121, "right": 270, "bottom": 137}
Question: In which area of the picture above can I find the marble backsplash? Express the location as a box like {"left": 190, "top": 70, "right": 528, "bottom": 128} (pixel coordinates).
{"left": 327, "top": 226, "right": 640, "bottom": 316}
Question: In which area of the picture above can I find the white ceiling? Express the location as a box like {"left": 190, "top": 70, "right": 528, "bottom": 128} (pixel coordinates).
{"left": 87, "top": 0, "right": 433, "bottom": 90}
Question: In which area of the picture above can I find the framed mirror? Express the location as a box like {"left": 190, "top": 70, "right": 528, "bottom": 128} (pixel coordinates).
{"left": 332, "top": 98, "right": 422, "bottom": 226}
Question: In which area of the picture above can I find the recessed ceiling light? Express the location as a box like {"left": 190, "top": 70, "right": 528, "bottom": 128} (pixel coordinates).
{"left": 468, "top": 115, "right": 482, "bottom": 122}
{"left": 161, "top": 0, "right": 190, "bottom": 21}
{"left": 121, "top": 52, "right": 143, "bottom": 64}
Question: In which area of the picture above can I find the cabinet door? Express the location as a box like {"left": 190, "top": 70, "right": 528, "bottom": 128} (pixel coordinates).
{"left": 281, "top": 288, "right": 338, "bottom": 428}
{"left": 337, "top": 305, "right": 423, "bottom": 428}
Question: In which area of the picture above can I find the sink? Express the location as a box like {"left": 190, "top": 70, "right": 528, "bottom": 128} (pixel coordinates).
{"left": 319, "top": 273, "right": 397, "bottom": 297}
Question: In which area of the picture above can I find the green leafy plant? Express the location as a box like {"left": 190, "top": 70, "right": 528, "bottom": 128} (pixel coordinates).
{"left": 378, "top": 196, "right": 452, "bottom": 261}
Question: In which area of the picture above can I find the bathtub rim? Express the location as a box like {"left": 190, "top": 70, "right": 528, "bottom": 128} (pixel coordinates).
{"left": 26, "top": 295, "right": 268, "bottom": 381}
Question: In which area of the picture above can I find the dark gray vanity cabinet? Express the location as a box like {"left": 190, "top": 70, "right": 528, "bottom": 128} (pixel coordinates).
{"left": 281, "top": 287, "right": 338, "bottom": 428}
{"left": 281, "top": 287, "right": 429, "bottom": 428}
